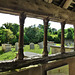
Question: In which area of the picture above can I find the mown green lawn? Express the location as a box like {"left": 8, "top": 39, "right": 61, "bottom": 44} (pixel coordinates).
{"left": 0, "top": 46, "right": 16, "bottom": 60}
{"left": 0, "top": 44, "right": 52, "bottom": 60}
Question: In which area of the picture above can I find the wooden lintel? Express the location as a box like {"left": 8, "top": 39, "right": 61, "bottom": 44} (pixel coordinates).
{"left": 0, "top": 52, "right": 75, "bottom": 72}
{"left": 0, "top": 0, "right": 74, "bottom": 24}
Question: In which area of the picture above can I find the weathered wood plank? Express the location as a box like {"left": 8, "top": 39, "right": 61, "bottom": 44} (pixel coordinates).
{"left": 0, "top": 0, "right": 74, "bottom": 24}
{"left": 0, "top": 52, "right": 75, "bottom": 72}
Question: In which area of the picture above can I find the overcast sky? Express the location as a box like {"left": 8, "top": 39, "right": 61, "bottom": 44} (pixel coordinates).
{"left": 0, "top": 13, "right": 74, "bottom": 30}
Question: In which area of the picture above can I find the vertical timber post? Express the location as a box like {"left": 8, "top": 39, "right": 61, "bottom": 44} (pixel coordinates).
{"left": 18, "top": 12, "right": 26, "bottom": 60}
{"left": 74, "top": 25, "right": 75, "bottom": 51}
{"left": 42, "top": 17, "right": 49, "bottom": 57}
{"left": 61, "top": 21, "right": 65, "bottom": 54}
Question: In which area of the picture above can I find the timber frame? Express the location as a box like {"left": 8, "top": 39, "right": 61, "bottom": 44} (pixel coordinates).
{"left": 0, "top": 0, "right": 75, "bottom": 24}
{"left": 0, "top": 0, "right": 75, "bottom": 73}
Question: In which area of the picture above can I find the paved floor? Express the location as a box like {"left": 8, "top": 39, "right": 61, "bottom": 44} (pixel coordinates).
{"left": 24, "top": 52, "right": 42, "bottom": 59}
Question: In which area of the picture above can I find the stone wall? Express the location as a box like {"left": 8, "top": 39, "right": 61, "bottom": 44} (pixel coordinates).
{"left": 50, "top": 45, "right": 74, "bottom": 54}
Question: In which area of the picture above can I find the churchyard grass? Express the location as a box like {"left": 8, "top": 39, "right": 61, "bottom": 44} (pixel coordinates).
{"left": 0, "top": 44, "right": 52, "bottom": 60}
{"left": 24, "top": 44, "right": 43, "bottom": 54}
{"left": 0, "top": 47, "right": 16, "bottom": 60}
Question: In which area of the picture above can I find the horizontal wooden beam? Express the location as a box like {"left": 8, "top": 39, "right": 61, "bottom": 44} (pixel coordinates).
{"left": 0, "top": 0, "right": 75, "bottom": 24}
{"left": 0, "top": 52, "right": 75, "bottom": 72}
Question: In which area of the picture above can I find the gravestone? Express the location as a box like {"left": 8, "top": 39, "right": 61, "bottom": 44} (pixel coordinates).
{"left": 38, "top": 41, "right": 43, "bottom": 49}
{"left": 47, "top": 44, "right": 50, "bottom": 52}
{"left": 47, "top": 41, "right": 54, "bottom": 52}
{"left": 30, "top": 43, "right": 34, "bottom": 49}
{"left": 15, "top": 42, "right": 19, "bottom": 51}
{"left": 48, "top": 41, "right": 54, "bottom": 46}
{"left": 2, "top": 44, "right": 11, "bottom": 52}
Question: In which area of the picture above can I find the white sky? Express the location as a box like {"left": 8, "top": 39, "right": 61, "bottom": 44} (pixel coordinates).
{"left": 0, "top": 13, "right": 74, "bottom": 30}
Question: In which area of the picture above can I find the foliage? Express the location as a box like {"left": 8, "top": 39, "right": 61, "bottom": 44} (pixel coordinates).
{"left": 0, "top": 29, "right": 17, "bottom": 45}
{"left": 2, "top": 23, "right": 19, "bottom": 35}
{"left": 24, "top": 34, "right": 29, "bottom": 44}
{"left": 35, "top": 29, "right": 44, "bottom": 42}
{"left": 54, "top": 36, "right": 60, "bottom": 43}
{"left": 0, "top": 22, "right": 74, "bottom": 45}
{"left": 25, "top": 25, "right": 38, "bottom": 43}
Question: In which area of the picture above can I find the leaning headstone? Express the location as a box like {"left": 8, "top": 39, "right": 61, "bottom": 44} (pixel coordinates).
{"left": 2, "top": 44, "right": 11, "bottom": 52}
{"left": 30, "top": 43, "right": 34, "bottom": 49}
{"left": 15, "top": 42, "right": 19, "bottom": 51}
{"left": 72, "top": 43, "right": 74, "bottom": 46}
{"left": 38, "top": 41, "right": 43, "bottom": 49}
{"left": 47, "top": 44, "right": 50, "bottom": 52}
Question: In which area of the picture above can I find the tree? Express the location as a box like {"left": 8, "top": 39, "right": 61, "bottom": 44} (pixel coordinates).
{"left": 2, "top": 23, "right": 19, "bottom": 35}
{"left": 35, "top": 29, "right": 44, "bottom": 42}
{"left": 51, "top": 28, "right": 57, "bottom": 34}
{"left": 25, "top": 25, "right": 38, "bottom": 43}
{"left": 38, "top": 23, "right": 51, "bottom": 30}
{"left": 24, "top": 34, "right": 29, "bottom": 44}
{"left": 58, "top": 29, "right": 61, "bottom": 39}
{"left": 65, "top": 28, "right": 74, "bottom": 40}
{"left": 0, "top": 29, "right": 17, "bottom": 45}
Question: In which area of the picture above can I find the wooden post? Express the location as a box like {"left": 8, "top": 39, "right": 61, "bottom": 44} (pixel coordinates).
{"left": 42, "top": 17, "right": 49, "bottom": 57}
{"left": 61, "top": 21, "right": 65, "bottom": 54}
{"left": 18, "top": 12, "right": 26, "bottom": 60}
{"left": 74, "top": 25, "right": 75, "bottom": 51}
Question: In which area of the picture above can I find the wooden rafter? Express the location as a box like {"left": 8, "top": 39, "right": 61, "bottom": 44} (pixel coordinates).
{"left": 63, "top": 0, "right": 73, "bottom": 9}
{"left": 48, "top": 0, "right": 53, "bottom": 3}
{"left": 60, "top": 0, "right": 66, "bottom": 7}
{"left": 72, "top": 1, "right": 75, "bottom": 4}
{"left": 44, "top": 0, "right": 53, "bottom": 3}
